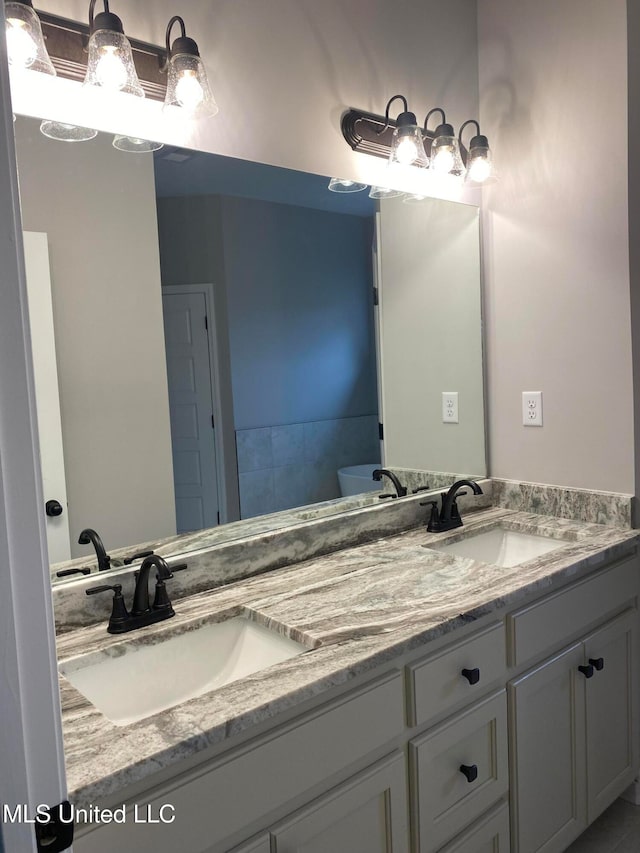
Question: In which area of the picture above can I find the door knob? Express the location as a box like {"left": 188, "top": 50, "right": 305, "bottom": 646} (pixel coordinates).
{"left": 589, "top": 657, "right": 604, "bottom": 671}
{"left": 578, "top": 664, "right": 594, "bottom": 679}
{"left": 45, "top": 499, "right": 64, "bottom": 517}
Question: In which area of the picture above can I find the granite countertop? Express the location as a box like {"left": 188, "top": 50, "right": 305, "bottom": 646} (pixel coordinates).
{"left": 56, "top": 507, "right": 639, "bottom": 808}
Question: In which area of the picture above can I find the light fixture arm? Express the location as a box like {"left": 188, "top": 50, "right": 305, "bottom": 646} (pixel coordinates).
{"left": 458, "top": 119, "right": 481, "bottom": 146}
{"left": 88, "top": 0, "right": 122, "bottom": 35}
{"left": 376, "top": 94, "right": 410, "bottom": 136}
{"left": 164, "top": 14, "right": 200, "bottom": 67}
{"left": 423, "top": 107, "right": 446, "bottom": 134}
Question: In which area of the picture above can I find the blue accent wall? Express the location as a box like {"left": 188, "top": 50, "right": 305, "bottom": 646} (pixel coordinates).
{"left": 220, "top": 195, "right": 378, "bottom": 430}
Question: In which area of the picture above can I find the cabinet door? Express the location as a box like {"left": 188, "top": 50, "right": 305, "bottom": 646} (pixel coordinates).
{"left": 509, "top": 643, "right": 587, "bottom": 853}
{"left": 584, "top": 609, "right": 639, "bottom": 821}
{"left": 270, "top": 752, "right": 409, "bottom": 853}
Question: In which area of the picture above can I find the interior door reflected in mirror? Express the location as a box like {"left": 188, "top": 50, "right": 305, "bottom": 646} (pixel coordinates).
{"left": 13, "top": 116, "right": 485, "bottom": 576}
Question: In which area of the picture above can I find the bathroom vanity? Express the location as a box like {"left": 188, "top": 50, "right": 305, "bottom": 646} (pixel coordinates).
{"left": 55, "top": 505, "right": 640, "bottom": 853}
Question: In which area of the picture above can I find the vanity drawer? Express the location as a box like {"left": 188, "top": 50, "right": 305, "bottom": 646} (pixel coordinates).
{"left": 406, "top": 622, "right": 506, "bottom": 727}
{"left": 438, "top": 801, "right": 510, "bottom": 853}
{"left": 409, "top": 690, "right": 508, "bottom": 853}
{"left": 507, "top": 555, "right": 639, "bottom": 666}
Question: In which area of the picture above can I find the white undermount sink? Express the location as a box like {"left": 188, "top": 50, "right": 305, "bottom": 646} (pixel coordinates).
{"left": 430, "top": 526, "right": 566, "bottom": 567}
{"left": 59, "top": 615, "right": 309, "bottom": 726}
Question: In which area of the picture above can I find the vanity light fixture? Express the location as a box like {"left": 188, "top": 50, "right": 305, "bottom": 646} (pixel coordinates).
{"left": 4, "top": 0, "right": 55, "bottom": 75}
{"left": 424, "top": 108, "right": 464, "bottom": 177}
{"left": 458, "top": 120, "right": 497, "bottom": 185}
{"left": 328, "top": 177, "right": 367, "bottom": 193}
{"left": 83, "top": 0, "right": 143, "bottom": 96}
{"left": 379, "top": 95, "right": 429, "bottom": 169}
{"left": 341, "top": 103, "right": 495, "bottom": 189}
{"left": 162, "top": 15, "right": 217, "bottom": 117}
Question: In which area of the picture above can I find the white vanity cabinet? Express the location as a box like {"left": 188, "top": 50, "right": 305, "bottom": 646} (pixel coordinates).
{"left": 508, "top": 556, "right": 640, "bottom": 853}
{"left": 71, "top": 547, "right": 640, "bottom": 853}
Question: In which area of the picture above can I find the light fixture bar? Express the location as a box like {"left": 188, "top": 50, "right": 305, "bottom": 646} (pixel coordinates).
{"left": 341, "top": 107, "right": 438, "bottom": 161}
{"left": 37, "top": 10, "right": 166, "bottom": 100}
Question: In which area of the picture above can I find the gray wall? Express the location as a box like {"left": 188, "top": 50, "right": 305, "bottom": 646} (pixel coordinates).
{"left": 14, "top": 120, "right": 176, "bottom": 556}
{"left": 478, "top": 0, "right": 633, "bottom": 493}
{"left": 629, "top": 0, "right": 640, "bottom": 507}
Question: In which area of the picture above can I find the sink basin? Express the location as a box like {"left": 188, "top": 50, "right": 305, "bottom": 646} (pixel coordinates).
{"left": 430, "top": 526, "right": 566, "bottom": 567}
{"left": 59, "top": 615, "right": 309, "bottom": 726}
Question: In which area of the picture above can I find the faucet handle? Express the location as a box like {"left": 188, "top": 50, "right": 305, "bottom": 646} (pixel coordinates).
{"left": 412, "top": 486, "right": 432, "bottom": 494}
{"left": 85, "top": 583, "right": 129, "bottom": 632}
{"left": 56, "top": 566, "right": 92, "bottom": 578}
{"left": 169, "top": 563, "right": 188, "bottom": 572}
{"left": 123, "top": 549, "right": 155, "bottom": 565}
{"left": 378, "top": 493, "right": 397, "bottom": 500}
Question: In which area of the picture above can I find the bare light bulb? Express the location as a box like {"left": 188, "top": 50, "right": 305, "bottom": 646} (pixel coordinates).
{"left": 468, "top": 156, "right": 491, "bottom": 183}
{"left": 6, "top": 18, "right": 37, "bottom": 68}
{"left": 395, "top": 136, "right": 421, "bottom": 165}
{"left": 175, "top": 70, "right": 204, "bottom": 110}
{"left": 95, "top": 45, "right": 128, "bottom": 90}
{"left": 432, "top": 146, "right": 455, "bottom": 174}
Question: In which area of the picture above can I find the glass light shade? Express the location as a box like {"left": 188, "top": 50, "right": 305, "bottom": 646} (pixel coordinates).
{"left": 113, "top": 135, "right": 163, "bottom": 153}
{"left": 5, "top": 1, "right": 55, "bottom": 75}
{"left": 328, "top": 178, "right": 367, "bottom": 193}
{"left": 403, "top": 193, "right": 428, "bottom": 205}
{"left": 163, "top": 53, "right": 217, "bottom": 117}
{"left": 430, "top": 134, "right": 464, "bottom": 176}
{"left": 84, "top": 28, "right": 144, "bottom": 96}
{"left": 465, "top": 144, "right": 498, "bottom": 186}
{"left": 389, "top": 124, "right": 429, "bottom": 168}
{"left": 369, "top": 186, "right": 403, "bottom": 199}
{"left": 40, "top": 120, "right": 98, "bottom": 142}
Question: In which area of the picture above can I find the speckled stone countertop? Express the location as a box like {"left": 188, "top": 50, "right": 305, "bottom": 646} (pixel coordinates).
{"left": 56, "top": 507, "right": 639, "bottom": 808}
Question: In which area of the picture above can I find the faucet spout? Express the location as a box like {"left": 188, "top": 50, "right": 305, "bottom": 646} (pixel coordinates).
{"left": 372, "top": 468, "right": 407, "bottom": 498}
{"left": 132, "top": 555, "right": 173, "bottom": 616}
{"left": 78, "top": 528, "right": 111, "bottom": 572}
{"left": 427, "top": 479, "right": 483, "bottom": 533}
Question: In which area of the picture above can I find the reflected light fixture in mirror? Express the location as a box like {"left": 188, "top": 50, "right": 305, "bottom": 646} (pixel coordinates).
{"left": 4, "top": 0, "right": 55, "bottom": 74}
{"left": 459, "top": 120, "right": 497, "bottom": 186}
{"left": 369, "top": 186, "right": 403, "bottom": 199}
{"left": 40, "top": 119, "right": 97, "bottom": 141}
{"left": 327, "top": 177, "right": 367, "bottom": 193}
{"left": 162, "top": 15, "right": 217, "bottom": 117}
{"left": 83, "top": 0, "right": 143, "bottom": 97}
{"left": 112, "top": 134, "right": 163, "bottom": 152}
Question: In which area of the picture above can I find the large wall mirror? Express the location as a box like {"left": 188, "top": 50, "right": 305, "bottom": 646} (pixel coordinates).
{"left": 13, "top": 116, "right": 485, "bottom": 581}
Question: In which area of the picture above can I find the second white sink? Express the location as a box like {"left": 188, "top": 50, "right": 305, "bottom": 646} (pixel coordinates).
{"left": 431, "top": 526, "right": 566, "bottom": 567}
{"left": 59, "top": 615, "right": 310, "bottom": 726}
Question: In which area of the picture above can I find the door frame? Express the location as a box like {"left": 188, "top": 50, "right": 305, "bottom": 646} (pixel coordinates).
{"left": 162, "top": 283, "right": 238, "bottom": 524}
{"left": 0, "top": 25, "right": 69, "bottom": 852}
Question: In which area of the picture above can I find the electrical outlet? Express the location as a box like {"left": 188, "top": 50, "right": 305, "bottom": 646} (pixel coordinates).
{"left": 442, "top": 392, "right": 459, "bottom": 423}
{"left": 522, "top": 391, "right": 543, "bottom": 427}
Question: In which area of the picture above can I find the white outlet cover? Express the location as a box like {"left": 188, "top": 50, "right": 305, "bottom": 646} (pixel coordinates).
{"left": 522, "top": 391, "right": 543, "bottom": 427}
{"left": 442, "top": 392, "right": 459, "bottom": 423}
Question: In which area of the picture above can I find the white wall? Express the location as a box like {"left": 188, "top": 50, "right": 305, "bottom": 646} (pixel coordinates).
{"left": 27, "top": 0, "right": 479, "bottom": 187}
{"left": 14, "top": 118, "right": 176, "bottom": 556}
{"left": 478, "top": 0, "right": 633, "bottom": 493}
